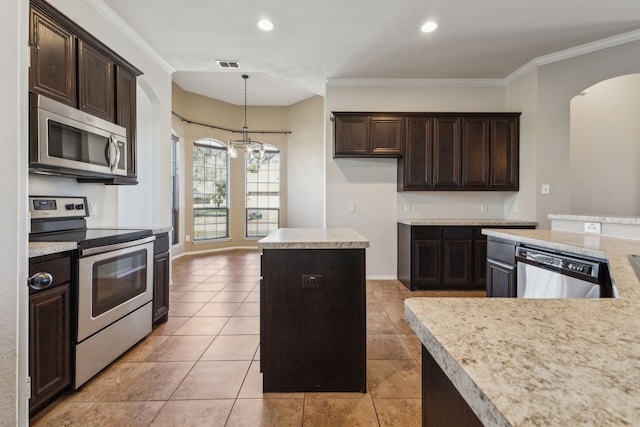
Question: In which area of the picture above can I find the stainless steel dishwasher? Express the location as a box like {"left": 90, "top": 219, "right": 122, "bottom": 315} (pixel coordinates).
{"left": 515, "top": 246, "right": 616, "bottom": 298}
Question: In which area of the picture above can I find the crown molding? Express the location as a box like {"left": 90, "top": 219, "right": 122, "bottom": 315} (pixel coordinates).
{"left": 86, "top": 0, "right": 175, "bottom": 74}
{"left": 326, "top": 78, "right": 505, "bottom": 87}
{"left": 505, "top": 28, "right": 640, "bottom": 84}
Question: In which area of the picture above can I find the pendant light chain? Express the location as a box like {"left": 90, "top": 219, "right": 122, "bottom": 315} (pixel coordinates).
{"left": 228, "top": 74, "right": 267, "bottom": 159}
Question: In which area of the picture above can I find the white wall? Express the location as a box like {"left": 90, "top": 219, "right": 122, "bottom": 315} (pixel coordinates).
{"left": 325, "top": 84, "right": 507, "bottom": 278}
{"left": 570, "top": 74, "right": 640, "bottom": 215}
{"left": 509, "top": 39, "right": 640, "bottom": 228}
{"left": 0, "top": 1, "right": 28, "bottom": 424}
{"left": 286, "top": 96, "right": 325, "bottom": 227}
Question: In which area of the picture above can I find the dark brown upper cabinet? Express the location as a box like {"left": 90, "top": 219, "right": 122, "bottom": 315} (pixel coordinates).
{"left": 489, "top": 117, "right": 520, "bottom": 190}
{"left": 432, "top": 116, "right": 462, "bottom": 189}
{"left": 116, "top": 66, "right": 137, "bottom": 179}
{"left": 29, "top": 7, "right": 77, "bottom": 106}
{"left": 333, "top": 113, "right": 404, "bottom": 158}
{"left": 398, "top": 112, "right": 520, "bottom": 191}
{"left": 78, "top": 40, "right": 115, "bottom": 122}
{"left": 399, "top": 117, "right": 433, "bottom": 189}
{"left": 29, "top": 0, "right": 142, "bottom": 184}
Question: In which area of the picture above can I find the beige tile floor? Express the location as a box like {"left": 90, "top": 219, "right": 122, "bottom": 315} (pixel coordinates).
{"left": 32, "top": 250, "right": 483, "bottom": 427}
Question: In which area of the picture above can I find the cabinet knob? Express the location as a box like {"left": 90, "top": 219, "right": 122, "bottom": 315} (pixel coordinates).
{"left": 28, "top": 272, "right": 53, "bottom": 290}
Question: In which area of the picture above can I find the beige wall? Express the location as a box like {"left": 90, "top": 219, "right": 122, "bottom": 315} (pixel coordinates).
{"left": 570, "top": 74, "right": 640, "bottom": 215}
{"left": 172, "top": 84, "right": 290, "bottom": 253}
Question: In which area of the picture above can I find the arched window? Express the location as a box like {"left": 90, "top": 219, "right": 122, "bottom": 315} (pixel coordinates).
{"left": 245, "top": 144, "right": 280, "bottom": 237}
{"left": 192, "top": 139, "right": 229, "bottom": 240}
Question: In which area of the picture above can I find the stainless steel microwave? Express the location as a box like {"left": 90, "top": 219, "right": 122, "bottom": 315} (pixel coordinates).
{"left": 29, "top": 92, "right": 127, "bottom": 178}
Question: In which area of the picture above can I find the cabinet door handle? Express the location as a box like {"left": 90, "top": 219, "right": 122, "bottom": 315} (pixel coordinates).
{"left": 28, "top": 272, "right": 53, "bottom": 290}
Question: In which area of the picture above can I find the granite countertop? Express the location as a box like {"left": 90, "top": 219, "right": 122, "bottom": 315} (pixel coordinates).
{"left": 257, "top": 228, "right": 370, "bottom": 249}
{"left": 405, "top": 228, "right": 640, "bottom": 426}
{"left": 549, "top": 214, "right": 640, "bottom": 225}
{"left": 29, "top": 241, "right": 77, "bottom": 258}
{"left": 398, "top": 218, "right": 538, "bottom": 226}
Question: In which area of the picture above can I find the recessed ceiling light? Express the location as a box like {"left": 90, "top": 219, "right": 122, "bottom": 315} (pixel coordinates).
{"left": 421, "top": 21, "right": 438, "bottom": 33}
{"left": 258, "top": 19, "right": 274, "bottom": 31}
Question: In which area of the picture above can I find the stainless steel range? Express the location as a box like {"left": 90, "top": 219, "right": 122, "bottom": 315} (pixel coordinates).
{"left": 29, "top": 196, "right": 154, "bottom": 389}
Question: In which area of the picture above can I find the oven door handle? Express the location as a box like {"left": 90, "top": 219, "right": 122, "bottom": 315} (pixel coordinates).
{"left": 80, "top": 235, "right": 156, "bottom": 257}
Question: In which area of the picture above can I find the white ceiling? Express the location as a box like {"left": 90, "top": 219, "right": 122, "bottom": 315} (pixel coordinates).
{"left": 98, "top": 0, "right": 640, "bottom": 106}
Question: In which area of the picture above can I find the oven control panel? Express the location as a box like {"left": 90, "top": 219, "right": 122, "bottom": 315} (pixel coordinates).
{"left": 29, "top": 196, "right": 88, "bottom": 219}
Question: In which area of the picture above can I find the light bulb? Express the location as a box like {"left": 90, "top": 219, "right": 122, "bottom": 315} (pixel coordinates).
{"left": 421, "top": 21, "right": 438, "bottom": 33}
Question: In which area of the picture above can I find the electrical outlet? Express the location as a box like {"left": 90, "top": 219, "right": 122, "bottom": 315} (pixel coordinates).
{"left": 348, "top": 203, "right": 356, "bottom": 213}
{"left": 403, "top": 203, "right": 411, "bottom": 213}
{"left": 89, "top": 203, "right": 98, "bottom": 216}
{"left": 185, "top": 234, "right": 191, "bottom": 242}
{"left": 584, "top": 222, "right": 601, "bottom": 234}
{"left": 480, "top": 203, "right": 488, "bottom": 213}
{"left": 512, "top": 203, "right": 519, "bottom": 213}
{"left": 541, "top": 184, "right": 551, "bottom": 195}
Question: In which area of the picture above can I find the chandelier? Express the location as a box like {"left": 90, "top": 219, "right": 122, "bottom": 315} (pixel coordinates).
{"left": 227, "top": 74, "right": 267, "bottom": 159}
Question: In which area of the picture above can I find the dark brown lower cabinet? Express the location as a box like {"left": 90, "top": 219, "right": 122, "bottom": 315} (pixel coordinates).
{"left": 152, "top": 232, "right": 170, "bottom": 325}
{"left": 486, "top": 238, "right": 518, "bottom": 297}
{"left": 29, "top": 284, "right": 71, "bottom": 415}
{"left": 29, "top": 253, "right": 72, "bottom": 416}
{"left": 261, "top": 248, "right": 366, "bottom": 392}
{"left": 423, "top": 346, "right": 483, "bottom": 426}
{"left": 399, "top": 224, "right": 534, "bottom": 291}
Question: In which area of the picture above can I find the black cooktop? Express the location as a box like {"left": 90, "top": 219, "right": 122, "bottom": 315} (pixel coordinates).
{"left": 29, "top": 228, "right": 153, "bottom": 249}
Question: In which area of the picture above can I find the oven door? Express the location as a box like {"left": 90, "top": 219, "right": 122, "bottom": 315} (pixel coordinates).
{"left": 77, "top": 237, "right": 155, "bottom": 342}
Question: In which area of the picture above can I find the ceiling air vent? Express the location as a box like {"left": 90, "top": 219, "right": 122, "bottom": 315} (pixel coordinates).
{"left": 216, "top": 60, "right": 241, "bottom": 69}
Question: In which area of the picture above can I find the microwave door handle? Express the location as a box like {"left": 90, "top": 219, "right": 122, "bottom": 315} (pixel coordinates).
{"left": 107, "top": 135, "right": 120, "bottom": 172}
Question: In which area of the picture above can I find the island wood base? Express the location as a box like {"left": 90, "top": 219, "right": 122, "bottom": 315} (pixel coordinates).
{"left": 260, "top": 248, "right": 366, "bottom": 392}
{"left": 423, "top": 346, "right": 482, "bottom": 426}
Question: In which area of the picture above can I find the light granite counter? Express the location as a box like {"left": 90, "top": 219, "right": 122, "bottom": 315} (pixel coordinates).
{"left": 549, "top": 214, "right": 640, "bottom": 225}
{"left": 405, "top": 228, "right": 640, "bottom": 426}
{"left": 398, "top": 219, "right": 538, "bottom": 227}
{"left": 257, "top": 228, "right": 370, "bottom": 249}
{"left": 29, "top": 241, "right": 77, "bottom": 258}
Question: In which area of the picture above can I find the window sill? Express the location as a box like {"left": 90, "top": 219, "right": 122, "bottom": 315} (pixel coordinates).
{"left": 192, "top": 237, "right": 232, "bottom": 244}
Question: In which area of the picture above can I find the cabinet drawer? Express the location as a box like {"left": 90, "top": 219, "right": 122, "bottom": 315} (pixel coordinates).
{"left": 442, "top": 227, "right": 473, "bottom": 240}
{"left": 487, "top": 240, "right": 516, "bottom": 265}
{"left": 154, "top": 232, "right": 170, "bottom": 254}
{"left": 29, "top": 254, "right": 71, "bottom": 288}
{"left": 412, "top": 227, "right": 441, "bottom": 240}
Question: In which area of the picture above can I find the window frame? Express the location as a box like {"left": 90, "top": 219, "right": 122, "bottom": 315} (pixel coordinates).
{"left": 244, "top": 144, "right": 280, "bottom": 238}
{"left": 192, "top": 139, "right": 230, "bottom": 241}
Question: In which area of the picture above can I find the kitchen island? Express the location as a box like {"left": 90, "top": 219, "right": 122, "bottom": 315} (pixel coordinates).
{"left": 258, "top": 228, "right": 369, "bottom": 392}
{"left": 405, "top": 228, "right": 640, "bottom": 425}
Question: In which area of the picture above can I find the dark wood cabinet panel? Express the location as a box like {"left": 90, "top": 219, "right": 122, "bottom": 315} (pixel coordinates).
{"left": 370, "top": 117, "right": 403, "bottom": 156}
{"left": 29, "top": 284, "right": 71, "bottom": 415}
{"left": 461, "top": 117, "right": 490, "bottom": 188}
{"left": 442, "top": 239, "right": 473, "bottom": 285}
{"left": 29, "top": 252, "right": 72, "bottom": 416}
{"left": 117, "top": 66, "right": 137, "bottom": 179}
{"left": 413, "top": 240, "right": 442, "bottom": 286}
{"left": 423, "top": 346, "right": 483, "bottom": 427}
{"left": 333, "top": 113, "right": 403, "bottom": 157}
{"left": 261, "top": 248, "right": 366, "bottom": 392}
{"left": 490, "top": 117, "right": 519, "bottom": 190}
{"left": 486, "top": 238, "right": 519, "bottom": 297}
{"left": 29, "top": 7, "right": 77, "bottom": 106}
{"left": 78, "top": 40, "right": 115, "bottom": 122}
{"left": 487, "top": 259, "right": 516, "bottom": 297}
{"left": 474, "top": 239, "right": 488, "bottom": 287}
{"left": 334, "top": 115, "right": 368, "bottom": 156}
{"left": 152, "top": 233, "right": 170, "bottom": 325}
{"left": 432, "top": 117, "right": 461, "bottom": 188}
{"left": 400, "top": 117, "right": 433, "bottom": 190}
